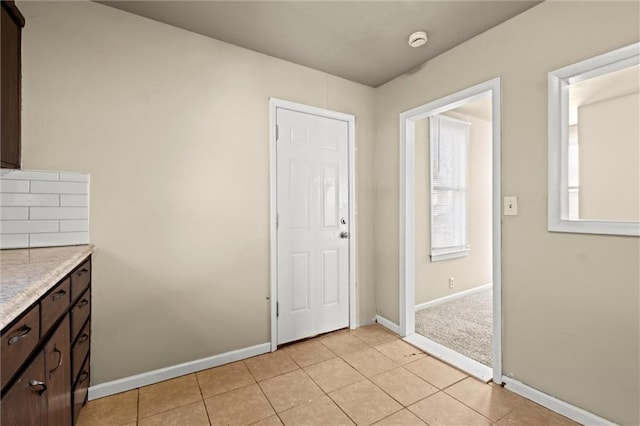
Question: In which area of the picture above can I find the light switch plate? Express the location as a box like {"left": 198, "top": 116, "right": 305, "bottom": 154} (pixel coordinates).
{"left": 504, "top": 196, "right": 518, "bottom": 216}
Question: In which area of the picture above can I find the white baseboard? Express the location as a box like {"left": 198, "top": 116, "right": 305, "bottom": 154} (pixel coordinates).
{"left": 502, "top": 377, "right": 616, "bottom": 426}
{"left": 404, "top": 333, "right": 492, "bottom": 382}
{"left": 415, "top": 283, "right": 492, "bottom": 311}
{"left": 358, "top": 317, "right": 376, "bottom": 327}
{"left": 88, "top": 342, "right": 271, "bottom": 401}
{"left": 375, "top": 315, "right": 402, "bottom": 335}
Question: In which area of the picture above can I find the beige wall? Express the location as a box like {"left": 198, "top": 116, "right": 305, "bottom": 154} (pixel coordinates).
{"left": 19, "top": 1, "right": 376, "bottom": 384}
{"left": 579, "top": 93, "right": 640, "bottom": 221}
{"left": 415, "top": 110, "right": 492, "bottom": 304}
{"left": 373, "top": 1, "right": 639, "bottom": 424}
{"left": 17, "top": 0, "right": 640, "bottom": 423}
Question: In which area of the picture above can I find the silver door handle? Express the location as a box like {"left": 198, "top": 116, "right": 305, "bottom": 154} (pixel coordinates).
{"left": 340, "top": 231, "right": 350, "bottom": 239}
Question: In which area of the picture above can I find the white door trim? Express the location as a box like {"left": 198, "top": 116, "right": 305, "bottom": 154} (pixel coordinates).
{"left": 398, "top": 78, "right": 503, "bottom": 383}
{"left": 269, "top": 98, "right": 357, "bottom": 352}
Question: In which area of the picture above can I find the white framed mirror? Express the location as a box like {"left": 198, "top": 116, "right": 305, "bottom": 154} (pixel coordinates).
{"left": 548, "top": 42, "right": 640, "bottom": 236}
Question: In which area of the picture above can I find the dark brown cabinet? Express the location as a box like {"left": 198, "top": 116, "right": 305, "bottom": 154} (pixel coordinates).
{"left": 1, "top": 256, "right": 92, "bottom": 425}
{"left": 72, "top": 357, "right": 90, "bottom": 425}
{"left": 1, "top": 305, "right": 39, "bottom": 390}
{"left": 46, "top": 315, "right": 71, "bottom": 426}
{"left": 1, "top": 350, "right": 48, "bottom": 425}
{"left": 1, "top": 0, "right": 25, "bottom": 169}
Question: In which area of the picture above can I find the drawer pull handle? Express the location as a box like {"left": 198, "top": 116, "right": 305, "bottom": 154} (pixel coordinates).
{"left": 78, "top": 333, "right": 89, "bottom": 343}
{"left": 77, "top": 268, "right": 89, "bottom": 275}
{"left": 77, "top": 299, "right": 89, "bottom": 308}
{"left": 8, "top": 325, "right": 32, "bottom": 345}
{"left": 29, "top": 379, "right": 47, "bottom": 395}
{"left": 52, "top": 289, "right": 66, "bottom": 301}
{"left": 78, "top": 371, "right": 89, "bottom": 383}
{"left": 49, "top": 346, "right": 63, "bottom": 377}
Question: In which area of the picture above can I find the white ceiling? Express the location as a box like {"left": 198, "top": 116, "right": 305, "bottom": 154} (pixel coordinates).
{"left": 98, "top": 1, "right": 541, "bottom": 87}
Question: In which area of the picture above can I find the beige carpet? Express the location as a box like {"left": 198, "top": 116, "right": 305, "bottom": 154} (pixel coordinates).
{"left": 415, "top": 288, "right": 492, "bottom": 367}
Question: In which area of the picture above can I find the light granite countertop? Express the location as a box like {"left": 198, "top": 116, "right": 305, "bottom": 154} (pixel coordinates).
{"left": 1, "top": 244, "right": 95, "bottom": 331}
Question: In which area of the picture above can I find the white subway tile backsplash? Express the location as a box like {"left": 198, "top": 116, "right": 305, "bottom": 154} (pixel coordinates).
{"left": 0, "top": 180, "right": 29, "bottom": 193}
{"left": 1, "top": 169, "right": 90, "bottom": 249}
{"left": 1, "top": 193, "right": 60, "bottom": 207}
{"left": 1, "top": 220, "right": 59, "bottom": 234}
{"left": 60, "top": 195, "right": 88, "bottom": 207}
{"left": 30, "top": 232, "right": 89, "bottom": 248}
{"left": 1, "top": 170, "right": 59, "bottom": 181}
{"left": 30, "top": 181, "right": 87, "bottom": 195}
{"left": 0, "top": 207, "right": 29, "bottom": 220}
{"left": 59, "top": 173, "right": 89, "bottom": 182}
{"left": 59, "top": 220, "right": 88, "bottom": 232}
{"left": 0, "top": 234, "right": 29, "bottom": 249}
{"left": 30, "top": 207, "right": 88, "bottom": 220}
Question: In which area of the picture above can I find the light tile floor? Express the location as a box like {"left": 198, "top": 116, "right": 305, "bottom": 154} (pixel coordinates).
{"left": 77, "top": 324, "right": 579, "bottom": 426}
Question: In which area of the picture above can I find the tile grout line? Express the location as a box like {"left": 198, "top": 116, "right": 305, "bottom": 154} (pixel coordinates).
{"left": 367, "top": 365, "right": 437, "bottom": 409}
{"left": 373, "top": 406, "right": 413, "bottom": 425}
{"left": 135, "top": 375, "right": 204, "bottom": 422}
{"left": 304, "top": 358, "right": 364, "bottom": 395}
{"left": 321, "top": 380, "right": 362, "bottom": 426}
{"left": 135, "top": 387, "right": 140, "bottom": 425}
{"left": 193, "top": 372, "right": 213, "bottom": 426}
{"left": 441, "top": 380, "right": 507, "bottom": 424}
{"left": 330, "top": 340, "right": 409, "bottom": 425}
{"left": 244, "top": 359, "right": 286, "bottom": 424}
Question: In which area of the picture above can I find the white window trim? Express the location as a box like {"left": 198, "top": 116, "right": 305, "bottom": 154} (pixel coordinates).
{"left": 429, "top": 114, "right": 470, "bottom": 261}
{"left": 548, "top": 42, "right": 640, "bottom": 236}
{"left": 431, "top": 247, "right": 471, "bottom": 262}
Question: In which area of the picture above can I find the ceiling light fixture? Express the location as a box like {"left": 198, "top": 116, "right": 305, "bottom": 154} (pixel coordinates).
{"left": 408, "top": 31, "right": 428, "bottom": 48}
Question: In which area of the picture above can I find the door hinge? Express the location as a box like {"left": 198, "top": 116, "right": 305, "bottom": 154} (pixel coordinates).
{"left": 276, "top": 301, "right": 279, "bottom": 317}
{"left": 276, "top": 213, "right": 279, "bottom": 229}
{"left": 276, "top": 124, "right": 279, "bottom": 141}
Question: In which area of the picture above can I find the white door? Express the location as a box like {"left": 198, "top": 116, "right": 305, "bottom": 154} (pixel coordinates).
{"left": 276, "top": 107, "right": 350, "bottom": 345}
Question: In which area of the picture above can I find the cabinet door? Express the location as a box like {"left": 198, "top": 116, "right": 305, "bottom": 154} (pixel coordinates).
{"left": 0, "top": 350, "right": 48, "bottom": 425}
{"left": 73, "top": 357, "right": 90, "bottom": 425}
{"left": 46, "top": 315, "right": 72, "bottom": 426}
{"left": 0, "top": 2, "right": 24, "bottom": 169}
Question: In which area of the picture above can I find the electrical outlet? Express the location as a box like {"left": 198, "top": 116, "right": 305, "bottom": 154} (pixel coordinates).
{"left": 449, "top": 277, "right": 455, "bottom": 289}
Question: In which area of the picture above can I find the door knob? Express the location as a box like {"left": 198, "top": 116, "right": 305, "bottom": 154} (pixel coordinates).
{"left": 340, "top": 231, "right": 350, "bottom": 239}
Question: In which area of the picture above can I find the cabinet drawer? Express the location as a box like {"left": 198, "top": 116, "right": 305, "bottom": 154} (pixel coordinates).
{"left": 71, "top": 288, "right": 90, "bottom": 342}
{"left": 71, "top": 259, "right": 91, "bottom": 302}
{"left": 41, "top": 277, "right": 71, "bottom": 336}
{"left": 72, "top": 356, "right": 90, "bottom": 425}
{"left": 72, "top": 320, "right": 90, "bottom": 381}
{"left": 1, "top": 306, "right": 40, "bottom": 390}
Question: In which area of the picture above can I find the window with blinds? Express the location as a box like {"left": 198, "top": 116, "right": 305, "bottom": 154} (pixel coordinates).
{"left": 429, "top": 115, "right": 470, "bottom": 261}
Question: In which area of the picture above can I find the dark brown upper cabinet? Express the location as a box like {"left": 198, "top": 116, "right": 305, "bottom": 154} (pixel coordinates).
{"left": 1, "top": 1, "right": 25, "bottom": 169}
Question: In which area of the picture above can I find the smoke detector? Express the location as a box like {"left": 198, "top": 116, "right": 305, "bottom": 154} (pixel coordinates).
{"left": 408, "top": 31, "right": 428, "bottom": 48}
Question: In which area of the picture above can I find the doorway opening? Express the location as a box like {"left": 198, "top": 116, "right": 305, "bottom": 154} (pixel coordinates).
{"left": 399, "top": 79, "right": 502, "bottom": 383}
{"left": 269, "top": 98, "right": 357, "bottom": 351}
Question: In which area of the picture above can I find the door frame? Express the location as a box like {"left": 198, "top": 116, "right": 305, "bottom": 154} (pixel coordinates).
{"left": 398, "top": 78, "right": 503, "bottom": 383}
{"left": 269, "top": 98, "right": 357, "bottom": 352}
